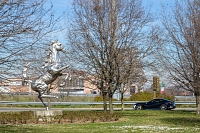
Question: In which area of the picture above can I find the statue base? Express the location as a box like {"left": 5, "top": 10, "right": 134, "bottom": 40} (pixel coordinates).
{"left": 34, "top": 110, "right": 63, "bottom": 122}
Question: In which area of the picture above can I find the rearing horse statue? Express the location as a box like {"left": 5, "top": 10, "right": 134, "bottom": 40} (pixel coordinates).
{"left": 23, "top": 41, "right": 68, "bottom": 110}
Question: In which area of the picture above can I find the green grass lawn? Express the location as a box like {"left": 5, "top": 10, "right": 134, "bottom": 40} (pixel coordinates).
{"left": 0, "top": 110, "right": 200, "bottom": 133}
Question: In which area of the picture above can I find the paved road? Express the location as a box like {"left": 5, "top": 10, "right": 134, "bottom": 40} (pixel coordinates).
{"left": 0, "top": 107, "right": 196, "bottom": 112}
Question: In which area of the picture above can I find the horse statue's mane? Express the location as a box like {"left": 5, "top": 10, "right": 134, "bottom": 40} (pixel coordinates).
{"left": 23, "top": 40, "right": 68, "bottom": 110}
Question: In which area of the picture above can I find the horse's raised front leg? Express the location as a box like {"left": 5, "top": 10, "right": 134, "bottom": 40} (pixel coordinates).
{"left": 59, "top": 65, "right": 69, "bottom": 71}
{"left": 52, "top": 65, "right": 68, "bottom": 73}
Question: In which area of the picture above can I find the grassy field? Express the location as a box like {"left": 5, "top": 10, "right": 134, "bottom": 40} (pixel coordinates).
{"left": 0, "top": 110, "right": 200, "bottom": 133}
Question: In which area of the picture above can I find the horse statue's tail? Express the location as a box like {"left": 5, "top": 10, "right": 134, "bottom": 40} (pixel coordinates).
{"left": 22, "top": 62, "right": 31, "bottom": 85}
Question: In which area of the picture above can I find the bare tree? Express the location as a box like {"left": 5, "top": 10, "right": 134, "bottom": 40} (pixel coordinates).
{"left": 0, "top": 0, "right": 61, "bottom": 79}
{"left": 156, "top": 0, "right": 200, "bottom": 114}
{"left": 117, "top": 49, "right": 146, "bottom": 111}
{"left": 67, "top": 0, "right": 153, "bottom": 113}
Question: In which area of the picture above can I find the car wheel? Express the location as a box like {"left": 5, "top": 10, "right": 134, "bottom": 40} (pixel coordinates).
{"left": 160, "top": 104, "right": 167, "bottom": 110}
{"left": 135, "top": 105, "right": 142, "bottom": 110}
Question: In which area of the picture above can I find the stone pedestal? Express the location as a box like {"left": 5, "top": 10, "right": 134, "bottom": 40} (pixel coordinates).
{"left": 34, "top": 110, "right": 63, "bottom": 122}
{"left": 34, "top": 110, "right": 63, "bottom": 123}
{"left": 34, "top": 110, "right": 63, "bottom": 117}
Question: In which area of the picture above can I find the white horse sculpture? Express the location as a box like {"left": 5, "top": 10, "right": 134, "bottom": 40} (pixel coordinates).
{"left": 23, "top": 41, "right": 68, "bottom": 110}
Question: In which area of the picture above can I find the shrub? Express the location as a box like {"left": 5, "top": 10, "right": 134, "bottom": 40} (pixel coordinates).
{"left": 94, "top": 95, "right": 117, "bottom": 101}
{"left": 158, "top": 93, "right": 175, "bottom": 100}
{"left": 129, "top": 92, "right": 153, "bottom": 101}
{"left": 129, "top": 92, "right": 175, "bottom": 101}
{"left": 94, "top": 95, "right": 104, "bottom": 102}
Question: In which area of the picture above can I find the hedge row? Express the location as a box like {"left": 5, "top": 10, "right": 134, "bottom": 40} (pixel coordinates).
{"left": 94, "top": 92, "right": 175, "bottom": 102}
{"left": 0, "top": 111, "right": 120, "bottom": 124}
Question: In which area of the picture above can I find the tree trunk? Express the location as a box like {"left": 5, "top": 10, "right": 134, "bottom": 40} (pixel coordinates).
{"left": 102, "top": 90, "right": 107, "bottom": 113}
{"left": 109, "top": 94, "right": 114, "bottom": 114}
{"left": 195, "top": 92, "right": 200, "bottom": 115}
{"left": 121, "top": 93, "right": 124, "bottom": 111}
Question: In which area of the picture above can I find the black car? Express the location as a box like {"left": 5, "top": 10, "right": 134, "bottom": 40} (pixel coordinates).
{"left": 133, "top": 98, "right": 176, "bottom": 110}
